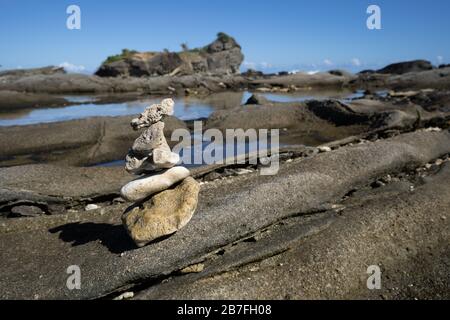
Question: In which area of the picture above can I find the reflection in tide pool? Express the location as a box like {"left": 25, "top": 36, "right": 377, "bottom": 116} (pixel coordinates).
{"left": 0, "top": 89, "right": 369, "bottom": 127}
{"left": 93, "top": 139, "right": 287, "bottom": 169}
{"left": 241, "top": 89, "right": 366, "bottom": 104}
{"left": 0, "top": 98, "right": 215, "bottom": 126}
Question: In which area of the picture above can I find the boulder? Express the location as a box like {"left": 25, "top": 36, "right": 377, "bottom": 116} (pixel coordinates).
{"left": 358, "top": 69, "right": 375, "bottom": 74}
{"left": 244, "top": 93, "right": 271, "bottom": 105}
{"left": 328, "top": 69, "right": 353, "bottom": 77}
{"left": 241, "top": 69, "right": 265, "bottom": 78}
{"left": 122, "top": 177, "right": 200, "bottom": 246}
{"left": 10, "top": 205, "right": 45, "bottom": 217}
{"left": 206, "top": 47, "right": 243, "bottom": 74}
{"left": 377, "top": 60, "right": 433, "bottom": 75}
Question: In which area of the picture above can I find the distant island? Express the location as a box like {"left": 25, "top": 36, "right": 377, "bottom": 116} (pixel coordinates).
{"left": 95, "top": 32, "right": 244, "bottom": 77}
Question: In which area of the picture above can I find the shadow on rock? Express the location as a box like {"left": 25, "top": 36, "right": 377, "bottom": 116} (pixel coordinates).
{"left": 49, "top": 222, "right": 138, "bottom": 254}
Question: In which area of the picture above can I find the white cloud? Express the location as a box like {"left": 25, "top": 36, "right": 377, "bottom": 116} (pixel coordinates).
{"left": 323, "top": 59, "right": 333, "bottom": 66}
{"left": 243, "top": 61, "right": 273, "bottom": 70}
{"left": 260, "top": 62, "right": 272, "bottom": 69}
{"left": 59, "top": 62, "right": 86, "bottom": 73}
{"left": 306, "top": 70, "right": 320, "bottom": 75}
{"left": 437, "top": 56, "right": 444, "bottom": 64}
{"left": 243, "top": 61, "right": 256, "bottom": 69}
{"left": 351, "top": 58, "right": 362, "bottom": 67}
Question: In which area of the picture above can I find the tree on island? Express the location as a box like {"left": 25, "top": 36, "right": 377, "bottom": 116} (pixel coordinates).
{"left": 181, "top": 43, "right": 189, "bottom": 52}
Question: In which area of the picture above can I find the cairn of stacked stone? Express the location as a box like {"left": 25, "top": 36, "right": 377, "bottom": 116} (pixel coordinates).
{"left": 120, "top": 98, "right": 200, "bottom": 247}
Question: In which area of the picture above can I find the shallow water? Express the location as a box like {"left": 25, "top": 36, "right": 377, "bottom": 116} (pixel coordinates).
{"left": 93, "top": 139, "right": 288, "bottom": 169}
{"left": 0, "top": 89, "right": 370, "bottom": 168}
{"left": 0, "top": 90, "right": 365, "bottom": 127}
{"left": 241, "top": 89, "right": 365, "bottom": 103}
{"left": 0, "top": 97, "right": 215, "bottom": 126}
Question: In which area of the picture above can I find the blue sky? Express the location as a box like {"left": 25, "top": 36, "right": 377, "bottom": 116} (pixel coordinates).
{"left": 0, "top": 0, "right": 449, "bottom": 73}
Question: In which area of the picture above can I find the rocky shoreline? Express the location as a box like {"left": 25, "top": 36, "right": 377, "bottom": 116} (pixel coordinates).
{"left": 0, "top": 60, "right": 449, "bottom": 100}
{"left": 1, "top": 88, "right": 449, "bottom": 167}
{"left": 1, "top": 129, "right": 449, "bottom": 299}
{"left": 1, "top": 35, "right": 450, "bottom": 299}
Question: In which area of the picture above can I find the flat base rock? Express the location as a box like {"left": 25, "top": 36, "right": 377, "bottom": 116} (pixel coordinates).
{"left": 122, "top": 177, "right": 200, "bottom": 247}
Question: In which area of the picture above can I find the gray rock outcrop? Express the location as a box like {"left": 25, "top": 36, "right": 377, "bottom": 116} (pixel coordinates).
{"left": 95, "top": 33, "right": 244, "bottom": 77}
{"left": 377, "top": 59, "right": 433, "bottom": 75}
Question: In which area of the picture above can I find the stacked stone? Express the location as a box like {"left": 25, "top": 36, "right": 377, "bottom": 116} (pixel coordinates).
{"left": 120, "top": 98, "right": 199, "bottom": 247}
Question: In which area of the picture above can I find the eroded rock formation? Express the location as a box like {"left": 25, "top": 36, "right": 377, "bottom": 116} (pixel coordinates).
{"left": 95, "top": 33, "right": 244, "bottom": 77}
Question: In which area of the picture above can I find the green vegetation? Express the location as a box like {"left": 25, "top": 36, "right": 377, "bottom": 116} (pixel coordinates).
{"left": 180, "top": 32, "right": 238, "bottom": 54}
{"left": 217, "top": 32, "right": 232, "bottom": 42}
{"left": 101, "top": 32, "right": 239, "bottom": 65}
{"left": 186, "top": 46, "right": 207, "bottom": 54}
{"left": 216, "top": 32, "right": 240, "bottom": 48}
{"left": 181, "top": 43, "right": 189, "bottom": 52}
{"left": 103, "top": 49, "right": 138, "bottom": 64}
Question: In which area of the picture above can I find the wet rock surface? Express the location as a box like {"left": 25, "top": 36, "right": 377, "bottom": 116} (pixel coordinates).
{"left": 0, "top": 130, "right": 449, "bottom": 299}
{"left": 0, "top": 90, "right": 70, "bottom": 111}
{"left": 0, "top": 115, "right": 187, "bottom": 167}
{"left": 137, "top": 162, "right": 450, "bottom": 300}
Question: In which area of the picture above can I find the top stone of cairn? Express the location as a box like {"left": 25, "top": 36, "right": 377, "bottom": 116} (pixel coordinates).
{"left": 124, "top": 98, "right": 180, "bottom": 176}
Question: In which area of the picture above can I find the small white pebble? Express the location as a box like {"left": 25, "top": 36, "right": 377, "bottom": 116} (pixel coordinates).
{"left": 113, "top": 292, "right": 134, "bottom": 300}
{"left": 318, "top": 146, "right": 332, "bottom": 153}
{"left": 236, "top": 169, "right": 253, "bottom": 175}
{"left": 85, "top": 204, "right": 100, "bottom": 211}
{"left": 424, "top": 127, "right": 441, "bottom": 132}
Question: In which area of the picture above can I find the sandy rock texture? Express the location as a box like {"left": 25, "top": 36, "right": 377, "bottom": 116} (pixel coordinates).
{"left": 122, "top": 177, "right": 200, "bottom": 246}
